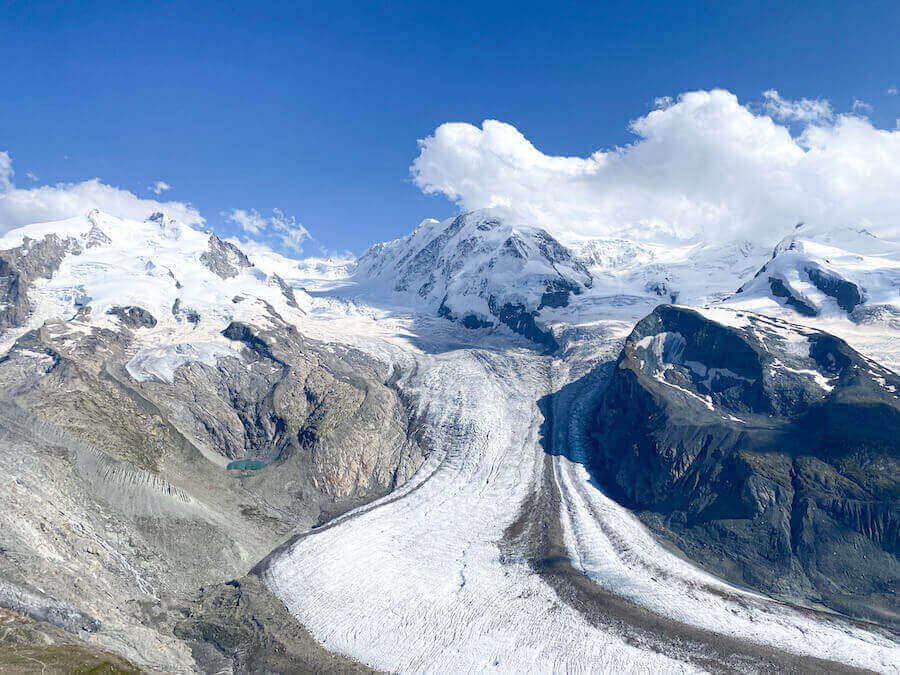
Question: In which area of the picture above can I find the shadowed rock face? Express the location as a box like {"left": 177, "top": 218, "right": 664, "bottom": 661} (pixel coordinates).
{"left": 590, "top": 305, "right": 900, "bottom": 626}
{"left": 805, "top": 265, "right": 866, "bottom": 313}
{"left": 106, "top": 305, "right": 158, "bottom": 328}
{"left": 0, "top": 234, "right": 84, "bottom": 329}
{"left": 200, "top": 233, "right": 253, "bottom": 279}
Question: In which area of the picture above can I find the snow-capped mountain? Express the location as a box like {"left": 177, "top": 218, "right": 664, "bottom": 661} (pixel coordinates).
{"left": 355, "top": 211, "right": 592, "bottom": 348}
{"left": 729, "top": 223, "right": 900, "bottom": 327}
{"left": 0, "top": 209, "right": 311, "bottom": 352}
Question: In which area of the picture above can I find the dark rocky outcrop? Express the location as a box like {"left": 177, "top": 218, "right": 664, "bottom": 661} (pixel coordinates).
{"left": 489, "top": 297, "right": 559, "bottom": 351}
{"left": 438, "top": 294, "right": 560, "bottom": 350}
{"left": 590, "top": 305, "right": 900, "bottom": 626}
{"left": 0, "top": 234, "right": 83, "bottom": 329}
{"left": 171, "top": 298, "right": 200, "bottom": 324}
{"left": 106, "top": 305, "right": 158, "bottom": 328}
{"left": 805, "top": 264, "right": 866, "bottom": 313}
{"left": 270, "top": 273, "right": 301, "bottom": 309}
{"left": 200, "top": 233, "right": 253, "bottom": 279}
{"left": 768, "top": 277, "right": 818, "bottom": 316}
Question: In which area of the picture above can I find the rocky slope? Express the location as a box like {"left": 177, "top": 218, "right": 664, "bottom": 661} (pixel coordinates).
{"left": 0, "top": 210, "right": 426, "bottom": 669}
{"left": 589, "top": 304, "right": 899, "bottom": 625}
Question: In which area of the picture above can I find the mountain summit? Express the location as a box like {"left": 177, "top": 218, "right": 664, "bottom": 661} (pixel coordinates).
{"left": 355, "top": 211, "right": 592, "bottom": 348}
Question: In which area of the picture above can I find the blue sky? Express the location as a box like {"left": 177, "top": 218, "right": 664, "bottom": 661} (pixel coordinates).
{"left": 1, "top": 0, "right": 899, "bottom": 254}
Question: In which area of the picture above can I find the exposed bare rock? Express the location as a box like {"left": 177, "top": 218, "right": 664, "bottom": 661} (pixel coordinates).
{"left": 171, "top": 297, "right": 201, "bottom": 324}
{"left": 174, "top": 576, "right": 375, "bottom": 674}
{"left": 0, "top": 307, "right": 426, "bottom": 670}
{"left": 106, "top": 305, "right": 158, "bottom": 328}
{"left": 0, "top": 233, "right": 83, "bottom": 329}
{"left": 200, "top": 233, "right": 253, "bottom": 279}
{"left": 589, "top": 305, "right": 900, "bottom": 625}
{"left": 84, "top": 221, "right": 111, "bottom": 248}
{"left": 270, "top": 273, "right": 301, "bottom": 309}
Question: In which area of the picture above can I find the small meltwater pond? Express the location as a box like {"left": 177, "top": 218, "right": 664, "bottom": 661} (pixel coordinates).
{"left": 226, "top": 459, "right": 267, "bottom": 471}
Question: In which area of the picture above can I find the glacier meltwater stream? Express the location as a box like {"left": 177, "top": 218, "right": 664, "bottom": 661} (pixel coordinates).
{"left": 261, "top": 315, "right": 898, "bottom": 673}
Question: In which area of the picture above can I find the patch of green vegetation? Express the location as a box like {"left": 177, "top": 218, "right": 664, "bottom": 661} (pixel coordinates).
{"left": 0, "top": 644, "right": 140, "bottom": 674}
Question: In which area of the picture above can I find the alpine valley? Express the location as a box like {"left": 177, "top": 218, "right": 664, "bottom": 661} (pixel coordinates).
{"left": 0, "top": 208, "right": 897, "bottom": 673}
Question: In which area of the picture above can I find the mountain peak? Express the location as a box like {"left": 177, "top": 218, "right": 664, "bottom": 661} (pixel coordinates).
{"left": 355, "top": 211, "right": 592, "bottom": 348}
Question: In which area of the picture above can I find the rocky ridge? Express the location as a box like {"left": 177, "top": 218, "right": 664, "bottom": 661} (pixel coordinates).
{"left": 589, "top": 304, "right": 899, "bottom": 625}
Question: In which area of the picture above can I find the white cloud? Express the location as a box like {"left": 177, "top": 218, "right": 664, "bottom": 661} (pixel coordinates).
{"left": 888, "top": 86, "right": 898, "bottom": 96}
{"left": 227, "top": 208, "right": 267, "bottom": 234}
{"left": 0, "top": 152, "right": 202, "bottom": 235}
{"left": 411, "top": 89, "right": 900, "bottom": 244}
{"left": 762, "top": 89, "right": 833, "bottom": 123}
{"left": 25, "top": 171, "right": 37, "bottom": 181}
{"left": 226, "top": 207, "right": 310, "bottom": 255}
{"left": 852, "top": 99, "right": 873, "bottom": 114}
{"left": 149, "top": 180, "right": 172, "bottom": 195}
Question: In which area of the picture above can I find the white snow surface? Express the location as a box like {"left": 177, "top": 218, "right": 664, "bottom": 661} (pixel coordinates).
{"left": 354, "top": 211, "right": 592, "bottom": 323}
{"left": 125, "top": 342, "right": 241, "bottom": 383}
{"left": 0, "top": 209, "right": 315, "bottom": 353}
{"left": 729, "top": 224, "right": 900, "bottom": 318}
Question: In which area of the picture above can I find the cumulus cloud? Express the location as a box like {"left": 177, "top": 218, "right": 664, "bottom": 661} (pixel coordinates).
{"left": 411, "top": 89, "right": 900, "bottom": 244}
{"left": 149, "top": 180, "right": 172, "bottom": 195}
{"left": 226, "top": 207, "right": 310, "bottom": 255}
{"left": 25, "top": 171, "right": 37, "bottom": 181}
{"left": 0, "top": 151, "right": 203, "bottom": 235}
{"left": 852, "top": 99, "right": 873, "bottom": 114}
{"left": 761, "top": 89, "right": 834, "bottom": 123}
{"left": 227, "top": 208, "right": 267, "bottom": 235}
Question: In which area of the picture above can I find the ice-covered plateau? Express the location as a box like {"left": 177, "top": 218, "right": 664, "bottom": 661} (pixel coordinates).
{"left": 0, "top": 208, "right": 897, "bottom": 673}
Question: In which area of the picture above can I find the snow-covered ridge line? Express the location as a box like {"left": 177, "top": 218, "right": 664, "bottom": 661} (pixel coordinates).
{"left": 354, "top": 211, "right": 593, "bottom": 348}
{"left": 0, "top": 209, "right": 318, "bottom": 353}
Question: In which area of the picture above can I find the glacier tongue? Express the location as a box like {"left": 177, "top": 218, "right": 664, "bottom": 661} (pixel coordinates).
{"left": 260, "top": 313, "right": 898, "bottom": 673}
{"left": 263, "top": 328, "right": 692, "bottom": 673}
